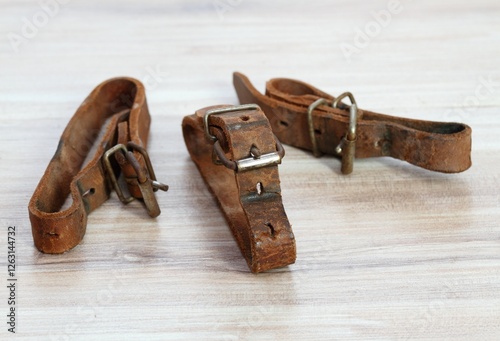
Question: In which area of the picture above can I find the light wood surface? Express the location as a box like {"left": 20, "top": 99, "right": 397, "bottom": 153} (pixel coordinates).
{"left": 1, "top": 0, "right": 499, "bottom": 340}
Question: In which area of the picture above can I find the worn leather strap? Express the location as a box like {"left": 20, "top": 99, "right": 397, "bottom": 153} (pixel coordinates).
{"left": 29, "top": 77, "right": 167, "bottom": 254}
{"left": 182, "top": 104, "right": 296, "bottom": 273}
{"left": 233, "top": 72, "right": 472, "bottom": 174}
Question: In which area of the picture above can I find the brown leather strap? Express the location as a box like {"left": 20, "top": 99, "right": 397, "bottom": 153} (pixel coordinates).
{"left": 182, "top": 104, "right": 296, "bottom": 273}
{"left": 29, "top": 77, "right": 168, "bottom": 254}
{"left": 233, "top": 72, "right": 472, "bottom": 174}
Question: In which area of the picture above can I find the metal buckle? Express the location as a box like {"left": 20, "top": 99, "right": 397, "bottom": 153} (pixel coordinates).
{"left": 307, "top": 92, "right": 358, "bottom": 174}
{"left": 307, "top": 98, "right": 329, "bottom": 157}
{"left": 204, "top": 104, "right": 284, "bottom": 172}
{"left": 103, "top": 142, "right": 168, "bottom": 217}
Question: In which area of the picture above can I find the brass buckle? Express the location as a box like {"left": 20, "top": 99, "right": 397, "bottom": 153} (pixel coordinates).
{"left": 103, "top": 142, "right": 168, "bottom": 217}
{"left": 307, "top": 92, "right": 358, "bottom": 174}
{"left": 204, "top": 104, "right": 284, "bottom": 172}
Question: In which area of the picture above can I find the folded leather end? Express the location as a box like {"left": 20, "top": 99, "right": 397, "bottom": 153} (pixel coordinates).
{"left": 393, "top": 122, "right": 473, "bottom": 173}
{"left": 29, "top": 205, "right": 87, "bottom": 254}
{"left": 434, "top": 123, "right": 472, "bottom": 173}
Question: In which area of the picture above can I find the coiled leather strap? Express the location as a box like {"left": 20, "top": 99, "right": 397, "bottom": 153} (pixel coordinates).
{"left": 29, "top": 77, "right": 167, "bottom": 254}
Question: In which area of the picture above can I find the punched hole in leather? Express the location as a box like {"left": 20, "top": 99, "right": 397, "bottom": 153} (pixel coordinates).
{"left": 233, "top": 72, "right": 472, "bottom": 175}
{"left": 28, "top": 77, "right": 168, "bottom": 254}
{"left": 182, "top": 104, "right": 296, "bottom": 273}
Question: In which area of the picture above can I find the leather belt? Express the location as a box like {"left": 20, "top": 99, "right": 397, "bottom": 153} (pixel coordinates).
{"left": 182, "top": 104, "right": 296, "bottom": 273}
{"left": 29, "top": 77, "right": 168, "bottom": 254}
{"left": 233, "top": 72, "right": 472, "bottom": 174}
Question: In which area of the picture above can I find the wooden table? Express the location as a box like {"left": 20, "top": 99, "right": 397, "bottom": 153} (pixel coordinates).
{"left": 1, "top": 0, "right": 499, "bottom": 339}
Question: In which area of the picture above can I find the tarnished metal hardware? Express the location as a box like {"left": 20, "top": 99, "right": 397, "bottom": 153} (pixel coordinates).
{"left": 212, "top": 136, "right": 285, "bottom": 172}
{"left": 332, "top": 92, "right": 358, "bottom": 175}
{"left": 103, "top": 144, "right": 134, "bottom": 204}
{"left": 307, "top": 98, "right": 329, "bottom": 157}
{"left": 204, "top": 104, "right": 285, "bottom": 172}
{"left": 204, "top": 104, "right": 260, "bottom": 141}
{"left": 307, "top": 92, "right": 358, "bottom": 174}
{"left": 103, "top": 142, "right": 168, "bottom": 217}
{"left": 126, "top": 142, "right": 169, "bottom": 192}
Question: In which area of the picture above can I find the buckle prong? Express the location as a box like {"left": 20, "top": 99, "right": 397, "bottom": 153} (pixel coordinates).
{"left": 308, "top": 92, "right": 358, "bottom": 174}
{"left": 204, "top": 104, "right": 285, "bottom": 172}
{"left": 103, "top": 142, "right": 168, "bottom": 217}
{"left": 103, "top": 144, "right": 134, "bottom": 204}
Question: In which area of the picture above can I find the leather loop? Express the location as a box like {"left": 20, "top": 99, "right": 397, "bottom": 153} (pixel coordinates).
{"left": 182, "top": 105, "right": 296, "bottom": 273}
{"left": 29, "top": 77, "right": 167, "bottom": 254}
{"left": 233, "top": 72, "right": 472, "bottom": 174}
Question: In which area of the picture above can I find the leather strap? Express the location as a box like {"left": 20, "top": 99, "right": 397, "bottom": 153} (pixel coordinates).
{"left": 182, "top": 104, "right": 296, "bottom": 273}
{"left": 29, "top": 77, "right": 168, "bottom": 254}
{"left": 233, "top": 72, "right": 472, "bottom": 174}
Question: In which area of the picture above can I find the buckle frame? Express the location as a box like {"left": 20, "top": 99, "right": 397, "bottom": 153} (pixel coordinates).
{"left": 103, "top": 142, "right": 168, "bottom": 217}
{"left": 204, "top": 104, "right": 284, "bottom": 172}
{"left": 307, "top": 92, "right": 358, "bottom": 174}
{"left": 212, "top": 138, "right": 285, "bottom": 172}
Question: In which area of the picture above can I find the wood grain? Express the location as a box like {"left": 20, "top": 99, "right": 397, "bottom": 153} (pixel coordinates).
{"left": 0, "top": 0, "right": 499, "bottom": 340}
